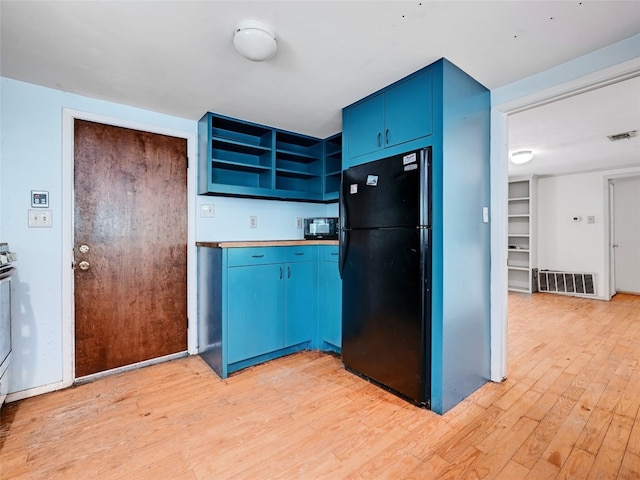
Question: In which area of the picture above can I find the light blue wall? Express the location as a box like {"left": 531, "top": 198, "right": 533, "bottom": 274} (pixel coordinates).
{"left": 196, "top": 195, "right": 336, "bottom": 242}
{"left": 0, "top": 77, "right": 336, "bottom": 396}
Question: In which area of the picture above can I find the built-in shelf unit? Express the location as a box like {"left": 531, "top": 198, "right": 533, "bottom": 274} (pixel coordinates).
{"left": 198, "top": 112, "right": 341, "bottom": 202}
{"left": 508, "top": 177, "right": 537, "bottom": 293}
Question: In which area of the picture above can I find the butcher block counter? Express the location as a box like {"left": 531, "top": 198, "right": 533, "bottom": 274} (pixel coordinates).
{"left": 196, "top": 239, "right": 338, "bottom": 248}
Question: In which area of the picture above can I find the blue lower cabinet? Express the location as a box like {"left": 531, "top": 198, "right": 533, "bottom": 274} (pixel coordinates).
{"left": 318, "top": 246, "right": 342, "bottom": 353}
{"left": 284, "top": 259, "right": 315, "bottom": 347}
{"left": 198, "top": 244, "right": 328, "bottom": 379}
{"left": 227, "top": 263, "right": 285, "bottom": 363}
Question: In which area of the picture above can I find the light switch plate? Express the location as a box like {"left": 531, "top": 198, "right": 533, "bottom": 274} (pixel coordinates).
{"left": 28, "top": 209, "right": 52, "bottom": 227}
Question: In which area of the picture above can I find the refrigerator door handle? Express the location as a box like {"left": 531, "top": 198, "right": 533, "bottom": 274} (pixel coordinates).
{"left": 339, "top": 174, "right": 347, "bottom": 279}
{"left": 420, "top": 148, "right": 431, "bottom": 227}
{"left": 339, "top": 229, "right": 350, "bottom": 279}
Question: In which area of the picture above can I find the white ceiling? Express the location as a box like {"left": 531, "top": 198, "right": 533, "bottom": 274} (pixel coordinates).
{"left": 1, "top": 1, "right": 640, "bottom": 176}
{"left": 509, "top": 75, "right": 640, "bottom": 177}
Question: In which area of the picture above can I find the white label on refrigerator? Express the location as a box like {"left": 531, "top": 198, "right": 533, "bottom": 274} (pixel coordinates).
{"left": 366, "top": 175, "right": 378, "bottom": 186}
{"left": 403, "top": 152, "right": 417, "bottom": 165}
{"left": 404, "top": 164, "right": 418, "bottom": 172}
{"left": 350, "top": 184, "right": 358, "bottom": 194}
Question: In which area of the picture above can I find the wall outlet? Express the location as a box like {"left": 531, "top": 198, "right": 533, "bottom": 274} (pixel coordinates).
{"left": 28, "top": 209, "right": 52, "bottom": 228}
{"left": 200, "top": 204, "right": 215, "bottom": 218}
{"left": 296, "top": 217, "right": 303, "bottom": 229}
{"left": 249, "top": 216, "right": 258, "bottom": 228}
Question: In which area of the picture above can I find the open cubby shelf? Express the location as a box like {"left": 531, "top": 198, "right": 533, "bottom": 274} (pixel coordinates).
{"left": 507, "top": 178, "right": 536, "bottom": 293}
{"left": 199, "top": 112, "right": 341, "bottom": 202}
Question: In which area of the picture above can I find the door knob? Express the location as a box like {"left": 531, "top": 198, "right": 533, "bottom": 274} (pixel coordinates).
{"left": 78, "top": 261, "right": 90, "bottom": 270}
{"left": 78, "top": 244, "right": 90, "bottom": 253}
{"left": 613, "top": 244, "right": 619, "bottom": 248}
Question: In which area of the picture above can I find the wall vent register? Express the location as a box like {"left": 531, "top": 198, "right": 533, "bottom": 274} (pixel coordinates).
{"left": 538, "top": 270, "right": 596, "bottom": 296}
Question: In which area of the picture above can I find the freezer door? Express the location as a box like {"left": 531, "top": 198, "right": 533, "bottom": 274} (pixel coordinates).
{"left": 341, "top": 148, "right": 430, "bottom": 229}
{"left": 341, "top": 227, "right": 430, "bottom": 404}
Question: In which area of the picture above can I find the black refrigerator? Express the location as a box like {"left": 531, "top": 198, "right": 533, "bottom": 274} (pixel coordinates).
{"left": 339, "top": 148, "right": 432, "bottom": 407}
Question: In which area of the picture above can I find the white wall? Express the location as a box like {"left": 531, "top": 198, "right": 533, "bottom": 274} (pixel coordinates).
{"left": 536, "top": 167, "right": 640, "bottom": 299}
{"left": 537, "top": 172, "right": 606, "bottom": 297}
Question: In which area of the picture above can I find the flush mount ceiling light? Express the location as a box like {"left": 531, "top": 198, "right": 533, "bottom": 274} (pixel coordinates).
{"left": 510, "top": 150, "right": 534, "bottom": 165}
{"left": 233, "top": 19, "right": 277, "bottom": 61}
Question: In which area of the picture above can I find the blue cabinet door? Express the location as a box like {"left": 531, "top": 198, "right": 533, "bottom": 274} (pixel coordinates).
{"left": 384, "top": 70, "right": 433, "bottom": 149}
{"left": 344, "top": 94, "right": 385, "bottom": 160}
{"left": 343, "top": 69, "right": 433, "bottom": 167}
{"left": 227, "top": 263, "right": 284, "bottom": 363}
{"left": 284, "top": 260, "right": 315, "bottom": 347}
{"left": 318, "top": 249, "right": 342, "bottom": 350}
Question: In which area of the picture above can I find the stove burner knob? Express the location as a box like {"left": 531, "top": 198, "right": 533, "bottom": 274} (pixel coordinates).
{"left": 78, "top": 261, "right": 90, "bottom": 271}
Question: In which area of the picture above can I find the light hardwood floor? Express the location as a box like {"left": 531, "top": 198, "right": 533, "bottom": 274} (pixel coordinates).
{"left": 1, "top": 293, "right": 639, "bottom": 479}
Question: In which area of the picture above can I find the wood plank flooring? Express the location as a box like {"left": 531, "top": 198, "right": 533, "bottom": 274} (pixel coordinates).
{"left": 1, "top": 293, "right": 639, "bottom": 479}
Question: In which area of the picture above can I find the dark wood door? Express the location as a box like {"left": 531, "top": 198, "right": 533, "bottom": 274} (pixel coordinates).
{"left": 74, "top": 120, "right": 187, "bottom": 378}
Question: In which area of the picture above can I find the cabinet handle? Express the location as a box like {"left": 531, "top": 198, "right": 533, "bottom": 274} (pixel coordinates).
{"left": 251, "top": 254, "right": 265, "bottom": 258}
{"left": 288, "top": 266, "right": 291, "bottom": 278}
{"left": 377, "top": 132, "right": 382, "bottom": 147}
{"left": 293, "top": 252, "right": 304, "bottom": 256}
{"left": 385, "top": 129, "right": 389, "bottom": 145}
{"left": 330, "top": 252, "right": 339, "bottom": 256}
{"left": 280, "top": 266, "right": 283, "bottom": 279}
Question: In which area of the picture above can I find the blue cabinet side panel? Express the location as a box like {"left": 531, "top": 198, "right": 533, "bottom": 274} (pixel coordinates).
{"left": 428, "top": 60, "right": 446, "bottom": 414}
{"left": 437, "top": 60, "right": 491, "bottom": 414}
{"left": 197, "top": 247, "right": 224, "bottom": 377}
{"left": 318, "top": 250, "right": 342, "bottom": 351}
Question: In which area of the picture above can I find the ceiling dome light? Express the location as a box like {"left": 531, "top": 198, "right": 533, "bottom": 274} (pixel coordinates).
{"left": 510, "top": 150, "right": 534, "bottom": 165}
{"left": 233, "top": 19, "right": 277, "bottom": 61}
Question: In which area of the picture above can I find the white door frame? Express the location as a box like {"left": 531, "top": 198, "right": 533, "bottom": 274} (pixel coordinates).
{"left": 490, "top": 60, "right": 640, "bottom": 382}
{"left": 609, "top": 179, "right": 617, "bottom": 298}
{"left": 61, "top": 109, "right": 198, "bottom": 388}
{"left": 606, "top": 174, "right": 640, "bottom": 299}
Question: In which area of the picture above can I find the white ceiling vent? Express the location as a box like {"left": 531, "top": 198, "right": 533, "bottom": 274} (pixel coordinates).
{"left": 607, "top": 130, "right": 637, "bottom": 141}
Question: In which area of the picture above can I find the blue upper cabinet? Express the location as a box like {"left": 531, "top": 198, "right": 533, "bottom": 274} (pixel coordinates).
{"left": 344, "top": 94, "right": 385, "bottom": 159}
{"left": 343, "top": 70, "right": 433, "bottom": 167}
{"left": 198, "top": 112, "right": 341, "bottom": 202}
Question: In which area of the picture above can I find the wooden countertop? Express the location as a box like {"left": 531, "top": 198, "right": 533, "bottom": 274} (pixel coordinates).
{"left": 196, "top": 240, "right": 339, "bottom": 248}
